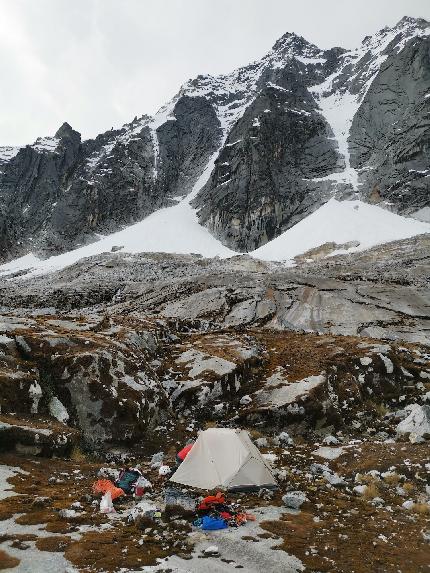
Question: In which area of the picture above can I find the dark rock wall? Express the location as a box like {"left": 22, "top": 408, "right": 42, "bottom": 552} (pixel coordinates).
{"left": 350, "top": 36, "right": 430, "bottom": 215}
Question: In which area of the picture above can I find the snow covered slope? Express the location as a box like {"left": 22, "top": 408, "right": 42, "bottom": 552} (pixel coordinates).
{"left": 310, "top": 16, "right": 430, "bottom": 195}
{"left": 252, "top": 199, "right": 430, "bottom": 262}
{"left": 0, "top": 153, "right": 236, "bottom": 278}
{"left": 1, "top": 199, "right": 429, "bottom": 278}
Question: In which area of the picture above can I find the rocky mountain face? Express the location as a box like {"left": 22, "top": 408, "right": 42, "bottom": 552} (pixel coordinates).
{"left": 0, "top": 16, "right": 429, "bottom": 262}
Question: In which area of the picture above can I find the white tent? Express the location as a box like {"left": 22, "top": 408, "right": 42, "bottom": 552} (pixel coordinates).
{"left": 169, "top": 428, "right": 277, "bottom": 491}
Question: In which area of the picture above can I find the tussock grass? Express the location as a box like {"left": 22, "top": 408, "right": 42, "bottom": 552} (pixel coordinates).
{"left": 249, "top": 429, "right": 264, "bottom": 440}
{"left": 402, "top": 482, "right": 415, "bottom": 495}
{"left": 362, "top": 482, "right": 380, "bottom": 500}
{"left": 412, "top": 503, "right": 430, "bottom": 514}
{"left": 358, "top": 473, "right": 380, "bottom": 485}
{"left": 383, "top": 473, "right": 401, "bottom": 486}
{"left": 69, "top": 445, "right": 87, "bottom": 463}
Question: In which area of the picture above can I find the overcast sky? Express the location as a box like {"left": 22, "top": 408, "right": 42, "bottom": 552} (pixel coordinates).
{"left": 1, "top": 0, "right": 429, "bottom": 146}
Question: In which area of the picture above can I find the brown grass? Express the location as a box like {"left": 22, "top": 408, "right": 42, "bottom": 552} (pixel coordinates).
{"left": 0, "top": 549, "right": 20, "bottom": 570}
{"left": 383, "top": 473, "right": 401, "bottom": 485}
{"left": 412, "top": 503, "right": 430, "bottom": 514}
{"left": 362, "top": 482, "right": 380, "bottom": 500}
{"left": 45, "top": 521, "right": 74, "bottom": 534}
{"left": 249, "top": 429, "right": 264, "bottom": 440}
{"left": 69, "top": 445, "right": 87, "bottom": 462}
{"left": 372, "top": 402, "right": 388, "bottom": 417}
{"left": 403, "top": 482, "right": 415, "bottom": 494}
{"left": 14, "top": 510, "right": 56, "bottom": 525}
{"left": 35, "top": 536, "right": 72, "bottom": 552}
{"left": 64, "top": 525, "right": 184, "bottom": 571}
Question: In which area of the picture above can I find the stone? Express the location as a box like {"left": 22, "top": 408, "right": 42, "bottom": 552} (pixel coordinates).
{"left": 312, "top": 446, "right": 345, "bottom": 460}
{"left": 322, "top": 435, "right": 339, "bottom": 445}
{"left": 408, "top": 433, "right": 425, "bottom": 444}
{"left": 150, "top": 452, "right": 164, "bottom": 468}
{"left": 323, "top": 471, "right": 346, "bottom": 487}
{"left": 158, "top": 465, "right": 171, "bottom": 476}
{"left": 203, "top": 545, "right": 220, "bottom": 557}
{"left": 277, "top": 431, "right": 294, "bottom": 446}
{"left": 396, "top": 405, "right": 430, "bottom": 439}
{"left": 353, "top": 485, "right": 367, "bottom": 496}
{"left": 282, "top": 491, "right": 308, "bottom": 509}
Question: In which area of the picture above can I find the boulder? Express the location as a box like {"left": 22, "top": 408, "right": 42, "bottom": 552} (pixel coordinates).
{"left": 282, "top": 491, "right": 308, "bottom": 509}
{"left": 0, "top": 417, "right": 79, "bottom": 457}
{"left": 396, "top": 405, "right": 430, "bottom": 440}
{"left": 150, "top": 451, "right": 164, "bottom": 468}
{"left": 322, "top": 435, "right": 339, "bottom": 445}
{"left": 276, "top": 431, "right": 294, "bottom": 446}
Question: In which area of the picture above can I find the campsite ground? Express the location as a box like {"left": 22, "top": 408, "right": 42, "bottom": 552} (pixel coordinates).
{"left": 0, "top": 436, "right": 429, "bottom": 573}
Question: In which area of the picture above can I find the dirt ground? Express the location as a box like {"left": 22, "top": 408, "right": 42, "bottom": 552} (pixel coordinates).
{"left": 0, "top": 437, "right": 429, "bottom": 572}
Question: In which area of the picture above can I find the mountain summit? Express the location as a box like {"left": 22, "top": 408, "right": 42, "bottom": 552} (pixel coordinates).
{"left": 0, "top": 16, "right": 429, "bottom": 264}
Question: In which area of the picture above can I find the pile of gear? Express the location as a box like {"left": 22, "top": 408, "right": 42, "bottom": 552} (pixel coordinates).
{"left": 193, "top": 492, "right": 255, "bottom": 530}
{"left": 92, "top": 467, "right": 152, "bottom": 513}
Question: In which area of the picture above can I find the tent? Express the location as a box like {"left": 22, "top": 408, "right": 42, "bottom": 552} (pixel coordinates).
{"left": 169, "top": 428, "right": 277, "bottom": 491}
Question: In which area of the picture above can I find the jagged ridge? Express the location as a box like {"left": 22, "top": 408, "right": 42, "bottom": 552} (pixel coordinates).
{"left": 0, "top": 16, "right": 429, "bottom": 262}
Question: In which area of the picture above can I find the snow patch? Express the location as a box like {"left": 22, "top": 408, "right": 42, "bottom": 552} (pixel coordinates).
{"left": 0, "top": 466, "right": 24, "bottom": 500}
{"left": 49, "top": 397, "right": 70, "bottom": 423}
{"left": 32, "top": 136, "right": 60, "bottom": 153}
{"left": 0, "top": 145, "right": 21, "bottom": 163}
{"left": 312, "top": 446, "right": 346, "bottom": 460}
{"left": 296, "top": 56, "right": 327, "bottom": 65}
{"left": 252, "top": 199, "right": 430, "bottom": 263}
{"left": 176, "top": 349, "right": 236, "bottom": 378}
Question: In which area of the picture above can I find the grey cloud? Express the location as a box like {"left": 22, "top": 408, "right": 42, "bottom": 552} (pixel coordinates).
{"left": 0, "top": 0, "right": 429, "bottom": 145}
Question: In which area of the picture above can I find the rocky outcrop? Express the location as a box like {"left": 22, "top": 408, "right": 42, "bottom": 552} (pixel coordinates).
{"left": 1, "top": 233, "right": 430, "bottom": 344}
{"left": 0, "top": 123, "right": 82, "bottom": 259}
{"left": 192, "top": 17, "right": 430, "bottom": 250}
{"left": 0, "top": 417, "right": 79, "bottom": 457}
{"left": 1, "top": 233, "right": 430, "bottom": 448}
{"left": 0, "top": 314, "right": 172, "bottom": 447}
{"left": 396, "top": 404, "right": 430, "bottom": 440}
